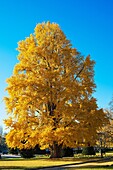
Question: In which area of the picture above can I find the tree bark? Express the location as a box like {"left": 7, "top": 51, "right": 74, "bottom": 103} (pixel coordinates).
{"left": 50, "top": 142, "right": 63, "bottom": 158}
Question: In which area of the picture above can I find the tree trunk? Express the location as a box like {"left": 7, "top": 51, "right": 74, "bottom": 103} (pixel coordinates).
{"left": 50, "top": 143, "right": 63, "bottom": 158}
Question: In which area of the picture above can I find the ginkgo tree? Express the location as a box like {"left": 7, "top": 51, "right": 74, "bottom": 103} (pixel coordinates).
{"left": 4, "top": 22, "right": 108, "bottom": 158}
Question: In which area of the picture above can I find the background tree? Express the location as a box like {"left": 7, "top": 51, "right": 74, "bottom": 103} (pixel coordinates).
{"left": 109, "top": 96, "right": 113, "bottom": 112}
{"left": 4, "top": 22, "right": 108, "bottom": 158}
{"left": 97, "top": 102, "right": 113, "bottom": 149}
{"left": 0, "top": 133, "right": 8, "bottom": 155}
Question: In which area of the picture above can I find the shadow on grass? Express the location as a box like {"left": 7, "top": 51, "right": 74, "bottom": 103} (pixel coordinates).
{"left": 63, "top": 157, "right": 113, "bottom": 170}
{"left": 1, "top": 157, "right": 113, "bottom": 170}
{"left": 66, "top": 166, "right": 113, "bottom": 169}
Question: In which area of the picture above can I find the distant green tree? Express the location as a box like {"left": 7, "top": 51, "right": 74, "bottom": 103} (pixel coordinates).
{"left": 82, "top": 146, "right": 95, "bottom": 155}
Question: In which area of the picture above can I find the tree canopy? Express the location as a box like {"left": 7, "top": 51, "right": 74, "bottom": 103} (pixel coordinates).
{"left": 4, "top": 22, "right": 108, "bottom": 158}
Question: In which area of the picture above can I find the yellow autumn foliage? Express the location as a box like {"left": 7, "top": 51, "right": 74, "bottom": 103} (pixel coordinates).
{"left": 4, "top": 22, "right": 108, "bottom": 156}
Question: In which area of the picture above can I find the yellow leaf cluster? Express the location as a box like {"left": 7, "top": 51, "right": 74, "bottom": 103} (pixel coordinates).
{"left": 4, "top": 22, "right": 108, "bottom": 151}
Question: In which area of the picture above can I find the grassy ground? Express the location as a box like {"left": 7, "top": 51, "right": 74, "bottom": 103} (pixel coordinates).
{"left": 0, "top": 158, "right": 80, "bottom": 169}
{"left": 67, "top": 168, "right": 113, "bottom": 170}
{"left": 0, "top": 153, "right": 113, "bottom": 169}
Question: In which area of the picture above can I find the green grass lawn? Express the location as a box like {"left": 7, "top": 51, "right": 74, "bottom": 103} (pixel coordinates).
{"left": 67, "top": 168, "right": 113, "bottom": 170}
{"left": 0, "top": 158, "right": 80, "bottom": 169}
{"left": 0, "top": 153, "right": 113, "bottom": 169}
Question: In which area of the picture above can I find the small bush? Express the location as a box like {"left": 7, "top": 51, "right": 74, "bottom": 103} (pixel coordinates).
{"left": 34, "top": 145, "right": 47, "bottom": 154}
{"left": 20, "top": 148, "right": 34, "bottom": 158}
{"left": 9, "top": 148, "right": 18, "bottom": 155}
{"left": 63, "top": 147, "right": 74, "bottom": 157}
{"left": 82, "top": 146, "right": 95, "bottom": 155}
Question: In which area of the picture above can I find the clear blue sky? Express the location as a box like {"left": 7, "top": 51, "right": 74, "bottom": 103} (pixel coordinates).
{"left": 0, "top": 0, "right": 113, "bottom": 131}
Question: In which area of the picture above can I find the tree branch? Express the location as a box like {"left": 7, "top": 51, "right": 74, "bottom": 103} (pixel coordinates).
{"left": 64, "top": 115, "right": 77, "bottom": 128}
{"left": 74, "top": 64, "right": 85, "bottom": 80}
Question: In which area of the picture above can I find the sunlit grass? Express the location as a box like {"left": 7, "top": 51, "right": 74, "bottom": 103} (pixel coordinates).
{"left": 0, "top": 152, "right": 113, "bottom": 169}
{"left": 0, "top": 158, "right": 113, "bottom": 169}
{"left": 74, "top": 152, "right": 113, "bottom": 158}
{"left": 68, "top": 168, "right": 113, "bottom": 170}
{"left": 0, "top": 158, "right": 79, "bottom": 169}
